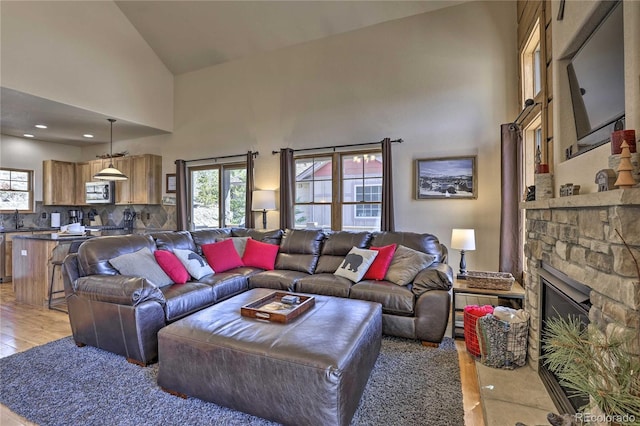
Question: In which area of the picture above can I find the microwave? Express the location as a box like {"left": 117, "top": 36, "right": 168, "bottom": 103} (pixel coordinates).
{"left": 85, "top": 181, "right": 115, "bottom": 204}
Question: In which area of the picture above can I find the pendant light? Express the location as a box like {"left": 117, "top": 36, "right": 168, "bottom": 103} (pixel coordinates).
{"left": 94, "top": 118, "right": 128, "bottom": 181}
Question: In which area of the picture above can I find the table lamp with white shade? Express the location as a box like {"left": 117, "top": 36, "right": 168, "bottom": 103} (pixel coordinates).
{"left": 451, "top": 228, "right": 476, "bottom": 279}
{"left": 252, "top": 190, "right": 276, "bottom": 229}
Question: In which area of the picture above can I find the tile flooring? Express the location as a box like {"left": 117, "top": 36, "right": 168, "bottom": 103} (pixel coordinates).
{"left": 476, "top": 357, "right": 557, "bottom": 426}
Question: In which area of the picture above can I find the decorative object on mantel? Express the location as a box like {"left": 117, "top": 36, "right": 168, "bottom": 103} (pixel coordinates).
{"left": 559, "top": 183, "right": 580, "bottom": 197}
{"left": 536, "top": 163, "right": 549, "bottom": 174}
{"left": 614, "top": 141, "right": 637, "bottom": 189}
{"left": 534, "top": 173, "right": 553, "bottom": 199}
{"left": 611, "top": 129, "right": 636, "bottom": 155}
{"left": 524, "top": 185, "right": 535, "bottom": 201}
{"left": 595, "top": 169, "right": 617, "bottom": 192}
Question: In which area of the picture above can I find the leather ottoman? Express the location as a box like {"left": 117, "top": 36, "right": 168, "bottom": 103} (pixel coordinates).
{"left": 157, "top": 288, "right": 382, "bottom": 426}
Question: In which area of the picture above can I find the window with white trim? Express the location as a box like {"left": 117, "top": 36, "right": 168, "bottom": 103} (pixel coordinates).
{"left": 0, "top": 168, "right": 33, "bottom": 212}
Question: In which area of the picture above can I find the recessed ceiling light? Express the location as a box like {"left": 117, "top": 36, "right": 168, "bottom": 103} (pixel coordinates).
{"left": 35, "top": 124, "right": 47, "bottom": 129}
{"left": 23, "top": 133, "right": 35, "bottom": 138}
{"left": 83, "top": 134, "right": 94, "bottom": 138}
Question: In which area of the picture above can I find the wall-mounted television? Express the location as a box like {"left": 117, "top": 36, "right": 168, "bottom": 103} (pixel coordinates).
{"left": 567, "top": 1, "right": 624, "bottom": 157}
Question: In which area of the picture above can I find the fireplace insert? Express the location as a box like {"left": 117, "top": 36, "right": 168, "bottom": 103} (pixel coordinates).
{"left": 538, "top": 262, "right": 592, "bottom": 414}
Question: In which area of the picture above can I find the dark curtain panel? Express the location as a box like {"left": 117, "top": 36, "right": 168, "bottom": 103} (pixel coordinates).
{"left": 500, "top": 124, "right": 523, "bottom": 282}
{"left": 381, "top": 137, "right": 395, "bottom": 232}
{"left": 279, "top": 148, "right": 295, "bottom": 230}
{"left": 175, "top": 159, "right": 188, "bottom": 231}
{"left": 245, "top": 151, "right": 255, "bottom": 228}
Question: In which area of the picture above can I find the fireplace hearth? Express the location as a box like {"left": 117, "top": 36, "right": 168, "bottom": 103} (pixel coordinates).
{"left": 538, "top": 262, "right": 591, "bottom": 414}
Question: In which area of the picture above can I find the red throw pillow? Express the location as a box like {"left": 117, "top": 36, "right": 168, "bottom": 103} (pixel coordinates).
{"left": 242, "top": 238, "right": 279, "bottom": 270}
{"left": 363, "top": 244, "right": 397, "bottom": 280}
{"left": 201, "top": 239, "right": 244, "bottom": 273}
{"left": 153, "top": 250, "right": 189, "bottom": 284}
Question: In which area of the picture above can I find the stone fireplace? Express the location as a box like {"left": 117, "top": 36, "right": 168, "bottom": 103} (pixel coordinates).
{"left": 522, "top": 189, "right": 640, "bottom": 410}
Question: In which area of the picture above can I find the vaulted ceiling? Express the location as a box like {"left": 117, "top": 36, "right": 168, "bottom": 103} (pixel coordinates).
{"left": 1, "top": 1, "right": 464, "bottom": 145}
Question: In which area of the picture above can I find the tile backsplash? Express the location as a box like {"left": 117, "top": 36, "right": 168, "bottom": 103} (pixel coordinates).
{"left": 0, "top": 202, "right": 177, "bottom": 231}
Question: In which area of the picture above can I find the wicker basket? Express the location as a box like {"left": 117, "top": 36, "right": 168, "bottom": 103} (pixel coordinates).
{"left": 464, "top": 271, "right": 514, "bottom": 291}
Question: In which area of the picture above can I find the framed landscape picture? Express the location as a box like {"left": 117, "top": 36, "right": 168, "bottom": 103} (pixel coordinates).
{"left": 414, "top": 156, "right": 477, "bottom": 200}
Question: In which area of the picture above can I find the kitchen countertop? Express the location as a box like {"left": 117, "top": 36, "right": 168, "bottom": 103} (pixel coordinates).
{"left": 10, "top": 228, "right": 171, "bottom": 240}
{"left": 0, "top": 227, "right": 60, "bottom": 234}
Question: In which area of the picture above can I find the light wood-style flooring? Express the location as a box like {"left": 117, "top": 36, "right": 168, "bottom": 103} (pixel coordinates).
{"left": 0, "top": 283, "right": 483, "bottom": 425}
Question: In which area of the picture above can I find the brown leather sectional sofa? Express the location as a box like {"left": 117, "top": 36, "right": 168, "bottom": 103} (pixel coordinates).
{"left": 62, "top": 228, "right": 454, "bottom": 365}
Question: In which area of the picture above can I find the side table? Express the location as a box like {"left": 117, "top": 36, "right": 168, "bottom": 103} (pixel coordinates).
{"left": 451, "top": 278, "right": 525, "bottom": 339}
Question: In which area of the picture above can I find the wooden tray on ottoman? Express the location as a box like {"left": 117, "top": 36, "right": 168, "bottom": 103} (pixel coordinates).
{"left": 241, "top": 291, "right": 315, "bottom": 323}
{"left": 464, "top": 271, "right": 515, "bottom": 291}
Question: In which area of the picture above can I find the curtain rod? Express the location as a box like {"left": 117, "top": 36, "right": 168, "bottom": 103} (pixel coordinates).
{"left": 511, "top": 99, "right": 541, "bottom": 129}
{"left": 183, "top": 151, "right": 258, "bottom": 164}
{"left": 271, "top": 139, "right": 402, "bottom": 155}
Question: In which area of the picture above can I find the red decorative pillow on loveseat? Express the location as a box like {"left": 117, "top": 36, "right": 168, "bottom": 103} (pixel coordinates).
{"left": 201, "top": 239, "right": 244, "bottom": 272}
{"left": 363, "top": 243, "right": 397, "bottom": 280}
{"left": 153, "top": 250, "right": 189, "bottom": 284}
{"left": 242, "top": 238, "right": 279, "bottom": 270}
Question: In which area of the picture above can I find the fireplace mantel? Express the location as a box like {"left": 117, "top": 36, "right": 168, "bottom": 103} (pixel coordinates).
{"left": 521, "top": 188, "right": 640, "bottom": 210}
{"left": 521, "top": 187, "right": 640, "bottom": 372}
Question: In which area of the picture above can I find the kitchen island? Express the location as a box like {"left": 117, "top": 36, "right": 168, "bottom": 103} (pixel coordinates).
{"left": 11, "top": 234, "right": 93, "bottom": 306}
{"left": 11, "top": 228, "right": 171, "bottom": 306}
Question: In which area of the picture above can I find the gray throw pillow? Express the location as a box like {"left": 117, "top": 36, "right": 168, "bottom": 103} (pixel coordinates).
{"left": 334, "top": 247, "right": 378, "bottom": 283}
{"left": 385, "top": 245, "right": 436, "bottom": 286}
{"left": 174, "top": 248, "right": 214, "bottom": 280}
{"left": 109, "top": 247, "right": 173, "bottom": 287}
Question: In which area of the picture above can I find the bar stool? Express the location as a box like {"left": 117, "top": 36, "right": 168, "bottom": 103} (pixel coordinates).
{"left": 48, "top": 240, "right": 83, "bottom": 313}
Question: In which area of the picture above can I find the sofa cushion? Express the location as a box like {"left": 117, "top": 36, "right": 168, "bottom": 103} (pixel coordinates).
{"left": 153, "top": 231, "right": 197, "bottom": 252}
{"left": 231, "top": 228, "right": 284, "bottom": 245}
{"left": 109, "top": 247, "right": 174, "bottom": 287}
{"left": 334, "top": 247, "right": 378, "bottom": 283}
{"left": 315, "top": 231, "right": 371, "bottom": 273}
{"left": 350, "top": 281, "right": 414, "bottom": 315}
{"left": 363, "top": 244, "right": 397, "bottom": 281}
{"left": 78, "top": 234, "right": 156, "bottom": 276}
{"left": 296, "top": 274, "right": 353, "bottom": 298}
{"left": 198, "top": 272, "right": 250, "bottom": 302}
{"left": 190, "top": 228, "right": 233, "bottom": 253}
{"left": 370, "top": 231, "right": 445, "bottom": 264}
{"left": 154, "top": 250, "right": 190, "bottom": 284}
{"left": 242, "top": 238, "right": 279, "bottom": 270}
{"left": 160, "top": 282, "right": 216, "bottom": 321}
{"left": 385, "top": 245, "right": 436, "bottom": 286}
{"left": 248, "top": 270, "right": 309, "bottom": 291}
{"left": 173, "top": 249, "right": 214, "bottom": 280}
{"left": 275, "top": 229, "right": 324, "bottom": 274}
{"left": 202, "top": 239, "right": 244, "bottom": 273}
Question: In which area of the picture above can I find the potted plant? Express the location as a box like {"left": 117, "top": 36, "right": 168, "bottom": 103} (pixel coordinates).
{"left": 542, "top": 315, "right": 640, "bottom": 426}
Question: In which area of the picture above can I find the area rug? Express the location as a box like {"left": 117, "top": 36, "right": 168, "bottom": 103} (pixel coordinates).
{"left": 0, "top": 336, "right": 464, "bottom": 426}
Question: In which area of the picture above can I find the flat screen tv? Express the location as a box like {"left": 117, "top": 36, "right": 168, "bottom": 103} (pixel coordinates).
{"left": 567, "top": 1, "right": 624, "bottom": 156}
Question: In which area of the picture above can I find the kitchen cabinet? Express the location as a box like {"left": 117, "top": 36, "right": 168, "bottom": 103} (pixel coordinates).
{"left": 115, "top": 154, "right": 162, "bottom": 205}
{"left": 43, "top": 155, "right": 162, "bottom": 207}
{"left": 74, "top": 162, "right": 92, "bottom": 205}
{"left": 43, "top": 160, "right": 76, "bottom": 206}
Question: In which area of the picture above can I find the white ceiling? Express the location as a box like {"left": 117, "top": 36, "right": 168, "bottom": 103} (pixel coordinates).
{"left": 1, "top": 1, "right": 463, "bottom": 146}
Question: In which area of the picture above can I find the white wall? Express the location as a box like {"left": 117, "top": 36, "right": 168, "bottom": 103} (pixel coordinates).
{"left": 167, "top": 1, "right": 518, "bottom": 271}
{"left": 0, "top": 135, "right": 83, "bottom": 201}
{"left": 1, "top": 1, "right": 174, "bottom": 131}
{"left": 552, "top": 0, "right": 640, "bottom": 194}
{"left": 0, "top": 1, "right": 518, "bottom": 271}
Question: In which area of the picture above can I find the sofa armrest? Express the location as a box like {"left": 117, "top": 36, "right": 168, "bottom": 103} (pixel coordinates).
{"left": 75, "top": 275, "right": 166, "bottom": 307}
{"left": 411, "top": 263, "right": 454, "bottom": 296}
